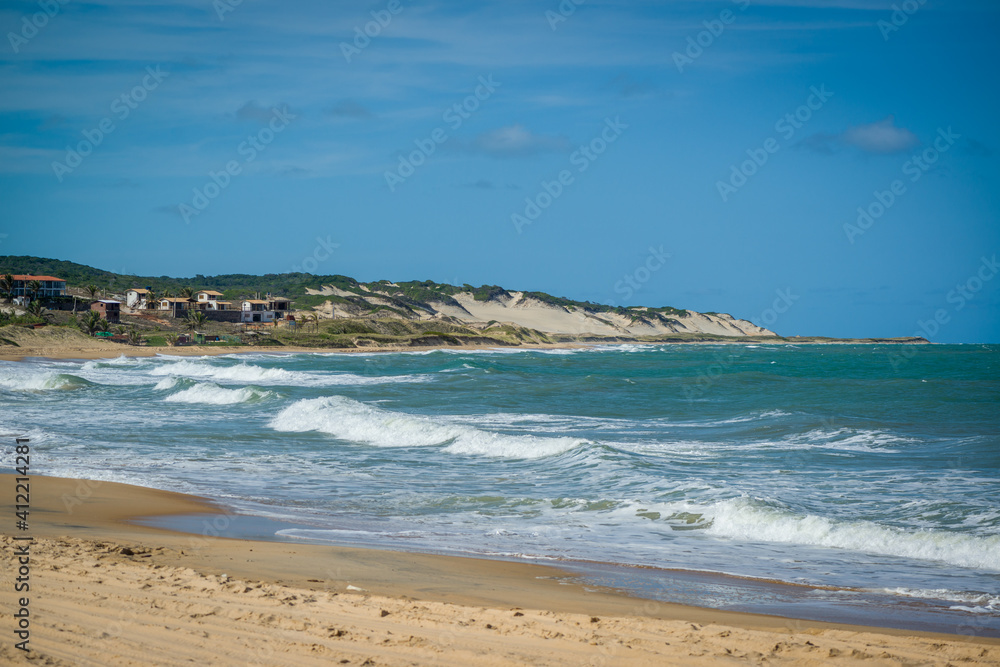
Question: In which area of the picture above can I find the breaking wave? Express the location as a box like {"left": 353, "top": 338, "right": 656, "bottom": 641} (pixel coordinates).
{"left": 148, "top": 359, "right": 430, "bottom": 387}
{"left": 164, "top": 382, "right": 274, "bottom": 405}
{"left": 268, "top": 396, "right": 586, "bottom": 459}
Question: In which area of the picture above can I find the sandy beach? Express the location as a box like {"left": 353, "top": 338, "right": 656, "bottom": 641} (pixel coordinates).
{"left": 0, "top": 474, "right": 996, "bottom": 665}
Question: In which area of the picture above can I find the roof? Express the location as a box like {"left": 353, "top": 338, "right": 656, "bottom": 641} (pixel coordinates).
{"left": 268, "top": 297, "right": 291, "bottom": 301}
{"left": 96, "top": 300, "right": 121, "bottom": 304}
{"left": 160, "top": 297, "right": 193, "bottom": 303}
{"left": 128, "top": 288, "right": 150, "bottom": 294}
{"left": 216, "top": 301, "right": 234, "bottom": 305}
{"left": 12, "top": 275, "right": 64, "bottom": 282}
{"left": 243, "top": 299, "right": 269, "bottom": 304}
{"left": 198, "top": 290, "right": 224, "bottom": 296}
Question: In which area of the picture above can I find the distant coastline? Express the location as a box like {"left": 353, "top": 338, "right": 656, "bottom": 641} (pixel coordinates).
{"left": 0, "top": 255, "right": 929, "bottom": 362}
{"left": 0, "top": 323, "right": 929, "bottom": 363}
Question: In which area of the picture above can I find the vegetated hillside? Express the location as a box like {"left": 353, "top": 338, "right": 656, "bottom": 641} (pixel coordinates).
{"left": 0, "top": 256, "right": 775, "bottom": 337}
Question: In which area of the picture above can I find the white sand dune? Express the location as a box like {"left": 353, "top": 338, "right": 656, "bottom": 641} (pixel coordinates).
{"left": 306, "top": 286, "right": 775, "bottom": 337}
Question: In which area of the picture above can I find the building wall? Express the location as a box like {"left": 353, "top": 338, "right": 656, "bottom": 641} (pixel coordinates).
{"left": 203, "top": 310, "right": 242, "bottom": 323}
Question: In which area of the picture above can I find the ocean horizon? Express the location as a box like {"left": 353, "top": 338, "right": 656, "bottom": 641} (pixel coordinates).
{"left": 2, "top": 343, "right": 998, "bottom": 636}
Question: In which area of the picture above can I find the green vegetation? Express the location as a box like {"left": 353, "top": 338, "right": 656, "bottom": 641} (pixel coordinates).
{"left": 0, "top": 256, "right": 704, "bottom": 325}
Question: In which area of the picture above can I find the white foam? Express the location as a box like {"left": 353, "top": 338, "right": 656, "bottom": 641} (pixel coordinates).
{"left": 153, "top": 377, "right": 179, "bottom": 391}
{"left": 0, "top": 369, "right": 89, "bottom": 391}
{"left": 164, "top": 382, "right": 274, "bottom": 405}
{"left": 268, "top": 396, "right": 586, "bottom": 459}
{"left": 702, "top": 496, "right": 1000, "bottom": 571}
{"left": 81, "top": 355, "right": 139, "bottom": 369}
{"left": 877, "top": 587, "right": 1000, "bottom": 613}
{"left": 147, "top": 359, "right": 430, "bottom": 387}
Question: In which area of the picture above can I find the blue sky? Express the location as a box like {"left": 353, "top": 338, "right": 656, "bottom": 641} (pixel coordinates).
{"left": 1, "top": 0, "right": 998, "bottom": 342}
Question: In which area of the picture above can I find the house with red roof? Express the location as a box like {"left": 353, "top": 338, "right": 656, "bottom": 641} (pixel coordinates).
{"left": 11, "top": 275, "right": 67, "bottom": 299}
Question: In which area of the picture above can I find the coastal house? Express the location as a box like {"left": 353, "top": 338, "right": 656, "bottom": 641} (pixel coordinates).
{"left": 11, "top": 275, "right": 67, "bottom": 299}
{"left": 241, "top": 299, "right": 275, "bottom": 323}
{"left": 158, "top": 297, "right": 193, "bottom": 317}
{"left": 266, "top": 296, "right": 291, "bottom": 318}
{"left": 91, "top": 300, "right": 121, "bottom": 324}
{"left": 125, "top": 288, "right": 151, "bottom": 309}
{"left": 195, "top": 290, "right": 234, "bottom": 311}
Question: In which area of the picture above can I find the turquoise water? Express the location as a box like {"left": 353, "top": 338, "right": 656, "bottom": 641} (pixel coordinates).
{"left": 2, "top": 344, "right": 998, "bottom": 633}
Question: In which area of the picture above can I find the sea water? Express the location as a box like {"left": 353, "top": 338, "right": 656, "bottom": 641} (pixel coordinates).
{"left": 1, "top": 344, "right": 998, "bottom": 634}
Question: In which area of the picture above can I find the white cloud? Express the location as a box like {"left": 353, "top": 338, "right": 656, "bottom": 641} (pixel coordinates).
{"left": 841, "top": 116, "right": 919, "bottom": 154}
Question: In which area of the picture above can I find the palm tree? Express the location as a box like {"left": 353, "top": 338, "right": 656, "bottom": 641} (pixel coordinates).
{"left": 179, "top": 287, "right": 194, "bottom": 299}
{"left": 145, "top": 290, "right": 157, "bottom": 309}
{"left": 115, "top": 324, "right": 127, "bottom": 336}
{"left": 85, "top": 284, "right": 100, "bottom": 299}
{"left": 302, "top": 312, "right": 320, "bottom": 332}
{"left": 0, "top": 274, "right": 13, "bottom": 303}
{"left": 27, "top": 279, "right": 41, "bottom": 302}
{"left": 126, "top": 328, "right": 142, "bottom": 346}
{"left": 185, "top": 310, "right": 208, "bottom": 332}
{"left": 25, "top": 301, "right": 49, "bottom": 321}
{"left": 80, "top": 310, "right": 102, "bottom": 335}
{"left": 164, "top": 333, "right": 178, "bottom": 347}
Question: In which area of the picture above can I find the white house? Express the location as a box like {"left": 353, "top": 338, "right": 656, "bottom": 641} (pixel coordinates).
{"left": 241, "top": 299, "right": 275, "bottom": 323}
{"left": 159, "top": 297, "right": 193, "bottom": 317}
{"left": 196, "top": 290, "right": 234, "bottom": 310}
{"left": 125, "top": 288, "right": 151, "bottom": 309}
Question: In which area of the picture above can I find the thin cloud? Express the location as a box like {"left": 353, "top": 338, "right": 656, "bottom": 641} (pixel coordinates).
{"left": 468, "top": 124, "right": 571, "bottom": 158}
{"left": 606, "top": 74, "right": 654, "bottom": 98}
{"left": 841, "top": 116, "right": 919, "bottom": 154}
{"left": 152, "top": 204, "right": 183, "bottom": 218}
{"left": 962, "top": 137, "right": 993, "bottom": 157}
{"left": 234, "top": 100, "right": 292, "bottom": 123}
{"left": 325, "top": 101, "right": 374, "bottom": 120}
{"left": 801, "top": 116, "right": 919, "bottom": 155}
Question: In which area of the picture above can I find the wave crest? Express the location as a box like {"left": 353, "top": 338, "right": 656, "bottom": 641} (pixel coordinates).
{"left": 268, "top": 396, "right": 586, "bottom": 459}
{"left": 164, "top": 382, "right": 274, "bottom": 405}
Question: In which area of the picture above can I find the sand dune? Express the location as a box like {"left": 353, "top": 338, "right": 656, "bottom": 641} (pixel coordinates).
{"left": 306, "top": 285, "right": 775, "bottom": 337}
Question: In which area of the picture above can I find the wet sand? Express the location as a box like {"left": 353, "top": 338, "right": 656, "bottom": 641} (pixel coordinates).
{"left": 1, "top": 474, "right": 997, "bottom": 665}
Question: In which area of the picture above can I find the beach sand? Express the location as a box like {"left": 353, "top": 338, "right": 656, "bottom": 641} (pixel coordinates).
{"left": 0, "top": 324, "right": 581, "bottom": 362}
{"left": 1, "top": 475, "right": 997, "bottom": 665}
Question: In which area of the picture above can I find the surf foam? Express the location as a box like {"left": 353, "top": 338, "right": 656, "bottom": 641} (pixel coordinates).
{"left": 148, "top": 359, "right": 429, "bottom": 387}
{"left": 0, "top": 370, "right": 90, "bottom": 391}
{"left": 164, "top": 382, "right": 274, "bottom": 405}
{"left": 268, "top": 396, "right": 586, "bottom": 459}
{"left": 701, "top": 496, "right": 1000, "bottom": 571}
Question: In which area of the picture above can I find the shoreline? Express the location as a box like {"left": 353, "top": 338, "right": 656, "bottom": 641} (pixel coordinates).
{"left": 2, "top": 474, "right": 997, "bottom": 664}
{"left": 0, "top": 337, "right": 936, "bottom": 363}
